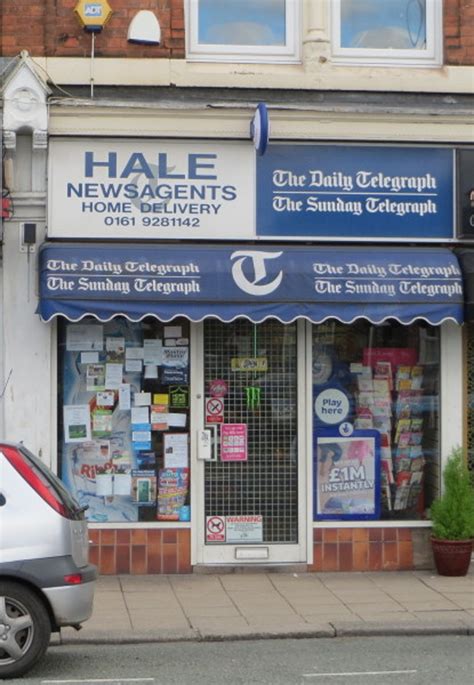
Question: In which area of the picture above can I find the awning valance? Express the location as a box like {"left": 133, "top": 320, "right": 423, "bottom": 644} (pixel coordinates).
{"left": 38, "top": 243, "right": 464, "bottom": 326}
{"left": 455, "top": 248, "right": 474, "bottom": 321}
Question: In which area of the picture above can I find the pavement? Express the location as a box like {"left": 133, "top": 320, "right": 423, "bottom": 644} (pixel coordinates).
{"left": 58, "top": 567, "right": 474, "bottom": 645}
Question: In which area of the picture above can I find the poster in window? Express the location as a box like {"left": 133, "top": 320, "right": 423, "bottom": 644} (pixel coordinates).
{"left": 315, "top": 428, "right": 380, "bottom": 520}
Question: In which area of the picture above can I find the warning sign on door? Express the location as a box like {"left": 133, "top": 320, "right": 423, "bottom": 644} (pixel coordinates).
{"left": 206, "top": 515, "right": 226, "bottom": 542}
{"left": 205, "top": 397, "right": 224, "bottom": 424}
{"left": 226, "top": 515, "right": 263, "bottom": 543}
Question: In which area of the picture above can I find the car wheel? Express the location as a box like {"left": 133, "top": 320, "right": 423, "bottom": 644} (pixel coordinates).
{"left": 0, "top": 581, "right": 51, "bottom": 679}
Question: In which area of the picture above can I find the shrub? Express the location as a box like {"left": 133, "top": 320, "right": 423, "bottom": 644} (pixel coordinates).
{"left": 430, "top": 447, "right": 474, "bottom": 540}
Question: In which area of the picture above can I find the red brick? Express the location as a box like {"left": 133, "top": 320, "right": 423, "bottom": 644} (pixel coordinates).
{"left": 147, "top": 529, "right": 163, "bottom": 544}
{"left": 368, "top": 542, "right": 382, "bottom": 571}
{"left": 163, "top": 529, "right": 177, "bottom": 544}
{"left": 338, "top": 528, "right": 353, "bottom": 542}
{"left": 383, "top": 528, "right": 397, "bottom": 542}
{"left": 369, "top": 528, "right": 382, "bottom": 542}
{"left": 323, "top": 529, "right": 337, "bottom": 543}
{"left": 398, "top": 541, "right": 414, "bottom": 570}
{"left": 147, "top": 546, "right": 162, "bottom": 574}
{"left": 382, "top": 541, "right": 399, "bottom": 570}
{"left": 101, "top": 529, "right": 116, "bottom": 545}
{"left": 397, "top": 528, "right": 412, "bottom": 542}
{"left": 162, "top": 544, "right": 178, "bottom": 573}
{"left": 131, "top": 529, "right": 147, "bottom": 545}
{"left": 308, "top": 542, "right": 323, "bottom": 571}
{"left": 89, "top": 529, "right": 100, "bottom": 544}
{"left": 177, "top": 530, "right": 191, "bottom": 573}
{"left": 89, "top": 545, "right": 100, "bottom": 567}
{"left": 339, "top": 543, "right": 353, "bottom": 571}
{"left": 116, "top": 545, "right": 131, "bottom": 574}
{"left": 352, "top": 542, "right": 369, "bottom": 571}
{"left": 313, "top": 528, "right": 323, "bottom": 543}
{"left": 353, "top": 528, "right": 369, "bottom": 543}
{"left": 131, "top": 545, "right": 147, "bottom": 574}
{"left": 100, "top": 546, "right": 116, "bottom": 575}
{"left": 322, "top": 543, "right": 338, "bottom": 571}
{"left": 117, "top": 529, "right": 131, "bottom": 544}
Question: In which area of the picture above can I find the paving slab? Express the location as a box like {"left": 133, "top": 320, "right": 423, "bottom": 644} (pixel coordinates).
{"left": 349, "top": 601, "right": 407, "bottom": 617}
{"left": 184, "top": 607, "right": 242, "bottom": 619}
{"left": 63, "top": 569, "right": 474, "bottom": 644}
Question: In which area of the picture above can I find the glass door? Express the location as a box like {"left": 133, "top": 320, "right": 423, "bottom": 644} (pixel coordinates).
{"left": 195, "top": 319, "right": 306, "bottom": 565}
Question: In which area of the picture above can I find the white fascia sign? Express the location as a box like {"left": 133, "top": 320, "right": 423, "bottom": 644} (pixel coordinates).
{"left": 47, "top": 138, "right": 255, "bottom": 240}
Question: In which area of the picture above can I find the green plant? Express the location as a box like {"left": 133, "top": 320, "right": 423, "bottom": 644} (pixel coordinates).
{"left": 430, "top": 448, "right": 474, "bottom": 540}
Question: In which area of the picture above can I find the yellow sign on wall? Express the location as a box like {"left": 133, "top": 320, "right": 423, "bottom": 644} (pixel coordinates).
{"left": 74, "top": 0, "right": 112, "bottom": 32}
{"left": 231, "top": 357, "right": 268, "bottom": 372}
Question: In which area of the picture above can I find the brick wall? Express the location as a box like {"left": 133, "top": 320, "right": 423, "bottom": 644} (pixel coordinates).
{"left": 0, "top": 0, "right": 184, "bottom": 58}
{"left": 1, "top": 0, "right": 473, "bottom": 64}
{"left": 308, "top": 527, "right": 434, "bottom": 572}
{"left": 444, "top": 0, "right": 474, "bottom": 65}
{"left": 88, "top": 526, "right": 434, "bottom": 575}
{"left": 89, "top": 528, "right": 192, "bottom": 574}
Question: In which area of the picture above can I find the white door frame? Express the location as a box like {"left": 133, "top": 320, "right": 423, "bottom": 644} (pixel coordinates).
{"left": 191, "top": 319, "right": 310, "bottom": 566}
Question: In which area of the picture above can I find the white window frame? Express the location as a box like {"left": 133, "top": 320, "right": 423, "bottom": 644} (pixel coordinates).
{"left": 185, "top": 0, "right": 301, "bottom": 64}
{"left": 331, "top": 0, "right": 443, "bottom": 67}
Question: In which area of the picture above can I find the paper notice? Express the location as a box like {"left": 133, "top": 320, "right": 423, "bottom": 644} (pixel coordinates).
{"left": 119, "top": 384, "right": 131, "bottom": 411}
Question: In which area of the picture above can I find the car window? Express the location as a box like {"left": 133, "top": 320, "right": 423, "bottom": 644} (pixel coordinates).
{"left": 18, "top": 445, "right": 85, "bottom": 519}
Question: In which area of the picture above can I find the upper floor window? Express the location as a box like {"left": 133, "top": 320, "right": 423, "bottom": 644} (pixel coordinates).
{"left": 185, "top": 0, "right": 301, "bottom": 63}
{"left": 331, "top": 0, "right": 442, "bottom": 66}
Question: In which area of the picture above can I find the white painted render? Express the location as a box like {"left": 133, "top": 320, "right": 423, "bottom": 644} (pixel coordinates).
{"left": 47, "top": 105, "right": 474, "bottom": 145}
{"left": 0, "top": 135, "right": 53, "bottom": 467}
{"left": 33, "top": 57, "right": 474, "bottom": 95}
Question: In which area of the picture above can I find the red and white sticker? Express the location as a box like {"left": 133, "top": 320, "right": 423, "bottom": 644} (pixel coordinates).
{"left": 206, "top": 515, "right": 226, "bottom": 542}
{"left": 205, "top": 396, "right": 224, "bottom": 424}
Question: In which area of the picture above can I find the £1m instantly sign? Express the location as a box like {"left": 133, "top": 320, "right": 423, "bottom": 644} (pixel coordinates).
{"left": 257, "top": 145, "right": 454, "bottom": 241}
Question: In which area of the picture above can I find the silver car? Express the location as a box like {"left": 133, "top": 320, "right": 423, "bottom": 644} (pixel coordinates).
{"left": 0, "top": 442, "right": 97, "bottom": 678}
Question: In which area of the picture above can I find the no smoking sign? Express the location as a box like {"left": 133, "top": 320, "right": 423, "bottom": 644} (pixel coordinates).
{"left": 205, "top": 396, "right": 224, "bottom": 424}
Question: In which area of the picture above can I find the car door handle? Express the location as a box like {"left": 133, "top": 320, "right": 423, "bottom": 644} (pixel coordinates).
{"left": 0, "top": 493, "right": 6, "bottom": 506}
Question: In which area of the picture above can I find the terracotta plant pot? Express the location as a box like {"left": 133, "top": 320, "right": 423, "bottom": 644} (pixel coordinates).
{"left": 431, "top": 537, "right": 474, "bottom": 576}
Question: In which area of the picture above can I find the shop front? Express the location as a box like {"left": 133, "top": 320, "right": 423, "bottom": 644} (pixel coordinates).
{"left": 38, "top": 137, "right": 465, "bottom": 573}
{"left": 39, "top": 241, "right": 464, "bottom": 572}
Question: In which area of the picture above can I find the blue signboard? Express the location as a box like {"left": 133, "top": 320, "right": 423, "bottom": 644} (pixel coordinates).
{"left": 257, "top": 145, "right": 454, "bottom": 240}
{"left": 38, "top": 243, "right": 463, "bottom": 325}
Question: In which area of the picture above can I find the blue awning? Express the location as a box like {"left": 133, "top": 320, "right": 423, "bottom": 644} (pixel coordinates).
{"left": 38, "top": 243, "right": 464, "bottom": 325}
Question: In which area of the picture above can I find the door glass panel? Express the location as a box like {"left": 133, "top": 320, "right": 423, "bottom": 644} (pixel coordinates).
{"left": 204, "top": 319, "right": 298, "bottom": 544}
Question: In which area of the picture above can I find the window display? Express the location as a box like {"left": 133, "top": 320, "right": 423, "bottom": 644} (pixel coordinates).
{"left": 313, "top": 321, "right": 440, "bottom": 521}
{"left": 58, "top": 317, "right": 190, "bottom": 523}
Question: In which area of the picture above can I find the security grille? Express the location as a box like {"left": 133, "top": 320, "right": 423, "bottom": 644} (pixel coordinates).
{"left": 204, "top": 319, "right": 298, "bottom": 544}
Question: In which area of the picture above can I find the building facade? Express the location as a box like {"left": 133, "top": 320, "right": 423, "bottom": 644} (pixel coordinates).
{"left": 1, "top": 0, "right": 474, "bottom": 574}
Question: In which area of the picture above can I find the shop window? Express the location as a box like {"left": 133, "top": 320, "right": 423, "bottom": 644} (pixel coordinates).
{"left": 58, "top": 318, "right": 191, "bottom": 523}
{"left": 331, "top": 0, "right": 442, "bottom": 67}
{"left": 185, "top": 0, "right": 301, "bottom": 63}
{"left": 312, "top": 321, "right": 440, "bottom": 521}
